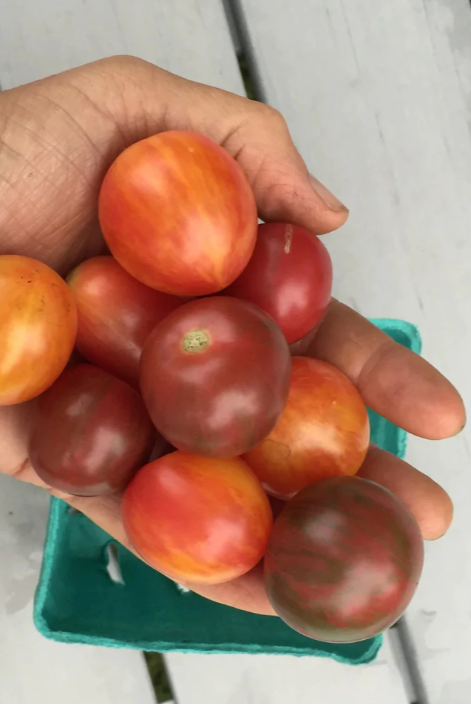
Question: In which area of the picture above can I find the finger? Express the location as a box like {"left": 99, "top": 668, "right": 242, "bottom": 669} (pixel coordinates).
{"left": 0, "top": 57, "right": 347, "bottom": 275}
{"left": 93, "top": 57, "right": 349, "bottom": 232}
{"left": 12, "top": 431, "right": 450, "bottom": 544}
{"left": 358, "top": 445, "right": 453, "bottom": 541}
{"left": 3, "top": 436, "right": 274, "bottom": 614}
{"left": 184, "top": 564, "right": 274, "bottom": 615}
{"left": 217, "top": 106, "right": 349, "bottom": 233}
{"left": 309, "top": 300, "right": 466, "bottom": 439}
{"left": 0, "top": 403, "right": 36, "bottom": 476}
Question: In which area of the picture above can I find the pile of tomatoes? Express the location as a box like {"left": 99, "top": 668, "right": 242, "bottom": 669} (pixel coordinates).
{"left": 0, "top": 130, "right": 423, "bottom": 643}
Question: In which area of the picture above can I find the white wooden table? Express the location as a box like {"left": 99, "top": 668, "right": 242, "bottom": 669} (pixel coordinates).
{"left": 1, "top": 0, "right": 470, "bottom": 703}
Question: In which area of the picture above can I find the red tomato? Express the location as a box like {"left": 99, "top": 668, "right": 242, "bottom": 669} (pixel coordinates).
{"left": 243, "top": 357, "right": 370, "bottom": 499}
{"left": 0, "top": 255, "right": 77, "bottom": 406}
{"left": 29, "top": 364, "right": 155, "bottom": 496}
{"left": 265, "top": 477, "right": 423, "bottom": 642}
{"left": 140, "top": 296, "right": 291, "bottom": 457}
{"left": 122, "top": 451, "right": 272, "bottom": 584}
{"left": 98, "top": 131, "right": 257, "bottom": 296}
{"left": 67, "top": 256, "right": 183, "bottom": 385}
{"left": 225, "top": 223, "right": 332, "bottom": 344}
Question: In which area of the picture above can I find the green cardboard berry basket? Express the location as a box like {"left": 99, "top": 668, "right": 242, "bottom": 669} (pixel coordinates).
{"left": 34, "top": 319, "right": 421, "bottom": 665}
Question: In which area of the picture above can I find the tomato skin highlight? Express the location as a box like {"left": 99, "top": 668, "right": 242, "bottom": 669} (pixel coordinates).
{"left": 28, "top": 364, "right": 155, "bottom": 496}
{"left": 265, "top": 477, "right": 424, "bottom": 643}
{"left": 122, "top": 451, "right": 273, "bottom": 584}
{"left": 139, "top": 296, "right": 292, "bottom": 458}
{"left": 98, "top": 131, "right": 257, "bottom": 296}
{"left": 67, "top": 256, "right": 183, "bottom": 386}
{"left": 226, "top": 223, "right": 332, "bottom": 344}
{"left": 0, "top": 255, "right": 77, "bottom": 406}
{"left": 244, "top": 357, "right": 370, "bottom": 499}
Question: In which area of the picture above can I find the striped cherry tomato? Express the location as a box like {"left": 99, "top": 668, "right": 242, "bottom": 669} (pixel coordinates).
{"left": 0, "top": 255, "right": 77, "bottom": 405}
{"left": 123, "top": 451, "right": 272, "bottom": 584}
{"left": 244, "top": 357, "right": 369, "bottom": 499}
{"left": 98, "top": 131, "right": 257, "bottom": 296}
{"left": 265, "top": 477, "right": 423, "bottom": 642}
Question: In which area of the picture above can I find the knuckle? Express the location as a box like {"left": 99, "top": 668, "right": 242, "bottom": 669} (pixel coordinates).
{"left": 89, "top": 55, "right": 158, "bottom": 86}
{"left": 94, "top": 55, "right": 149, "bottom": 72}
{"left": 257, "top": 104, "right": 288, "bottom": 131}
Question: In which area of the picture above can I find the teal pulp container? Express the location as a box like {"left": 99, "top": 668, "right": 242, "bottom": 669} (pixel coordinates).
{"left": 34, "top": 319, "right": 421, "bottom": 665}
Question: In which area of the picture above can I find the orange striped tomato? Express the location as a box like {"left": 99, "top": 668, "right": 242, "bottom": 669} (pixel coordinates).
{"left": 122, "top": 451, "right": 273, "bottom": 584}
{"left": 243, "top": 357, "right": 370, "bottom": 499}
{"left": 0, "top": 255, "right": 77, "bottom": 406}
{"left": 98, "top": 131, "right": 257, "bottom": 296}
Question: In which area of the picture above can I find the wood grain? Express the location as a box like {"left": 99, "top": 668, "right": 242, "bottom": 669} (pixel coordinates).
{"left": 0, "top": 0, "right": 244, "bottom": 93}
{"left": 238, "top": 0, "right": 471, "bottom": 701}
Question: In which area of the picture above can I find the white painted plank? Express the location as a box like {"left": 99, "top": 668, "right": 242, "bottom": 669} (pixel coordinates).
{"left": 0, "top": 475, "right": 155, "bottom": 704}
{"left": 166, "top": 637, "right": 406, "bottom": 704}
{"left": 0, "top": 0, "right": 244, "bottom": 94}
{"left": 239, "top": 0, "right": 471, "bottom": 702}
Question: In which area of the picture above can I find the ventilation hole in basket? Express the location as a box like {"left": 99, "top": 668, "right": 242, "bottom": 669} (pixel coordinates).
{"left": 175, "top": 583, "right": 191, "bottom": 594}
{"left": 105, "top": 543, "right": 125, "bottom": 585}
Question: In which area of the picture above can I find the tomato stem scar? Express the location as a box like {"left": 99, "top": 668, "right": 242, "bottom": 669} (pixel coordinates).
{"left": 182, "top": 329, "right": 210, "bottom": 353}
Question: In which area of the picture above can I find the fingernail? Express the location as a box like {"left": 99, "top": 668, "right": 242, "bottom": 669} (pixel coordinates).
{"left": 309, "top": 174, "right": 348, "bottom": 213}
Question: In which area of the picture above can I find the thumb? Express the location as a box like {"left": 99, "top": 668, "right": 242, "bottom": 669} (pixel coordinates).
{"left": 1, "top": 55, "right": 347, "bottom": 273}
{"left": 53, "top": 56, "right": 348, "bottom": 234}
{"left": 221, "top": 105, "right": 348, "bottom": 234}
{"left": 136, "top": 58, "right": 348, "bottom": 234}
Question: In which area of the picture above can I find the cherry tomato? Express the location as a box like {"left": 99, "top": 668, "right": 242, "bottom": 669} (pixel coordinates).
{"left": 29, "top": 364, "right": 155, "bottom": 496}
{"left": 225, "top": 223, "right": 332, "bottom": 344}
{"left": 140, "top": 296, "right": 291, "bottom": 457}
{"left": 67, "top": 256, "right": 183, "bottom": 385}
{"left": 0, "top": 255, "right": 77, "bottom": 406}
{"left": 244, "top": 357, "right": 370, "bottom": 499}
{"left": 265, "top": 477, "right": 424, "bottom": 642}
{"left": 98, "top": 131, "right": 257, "bottom": 296}
{"left": 123, "top": 451, "right": 272, "bottom": 584}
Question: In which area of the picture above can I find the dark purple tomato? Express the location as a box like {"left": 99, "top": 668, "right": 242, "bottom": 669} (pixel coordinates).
{"left": 265, "top": 477, "right": 423, "bottom": 643}
{"left": 139, "top": 296, "right": 291, "bottom": 457}
{"left": 29, "top": 364, "right": 155, "bottom": 496}
{"left": 225, "top": 223, "right": 332, "bottom": 344}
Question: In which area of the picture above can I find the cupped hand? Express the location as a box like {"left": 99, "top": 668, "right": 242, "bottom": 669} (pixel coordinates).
{"left": 0, "top": 56, "right": 465, "bottom": 615}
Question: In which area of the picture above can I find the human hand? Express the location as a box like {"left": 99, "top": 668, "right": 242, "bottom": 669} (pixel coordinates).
{"left": 0, "top": 56, "right": 465, "bottom": 614}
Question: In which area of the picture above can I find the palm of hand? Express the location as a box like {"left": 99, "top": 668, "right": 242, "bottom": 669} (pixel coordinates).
{"left": 0, "top": 56, "right": 464, "bottom": 614}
